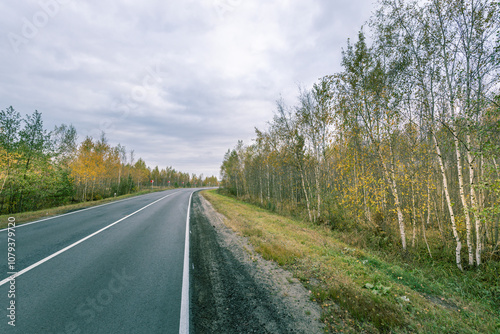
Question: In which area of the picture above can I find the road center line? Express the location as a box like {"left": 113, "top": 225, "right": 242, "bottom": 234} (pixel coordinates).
{"left": 179, "top": 191, "right": 193, "bottom": 334}
{"left": 0, "top": 191, "right": 178, "bottom": 287}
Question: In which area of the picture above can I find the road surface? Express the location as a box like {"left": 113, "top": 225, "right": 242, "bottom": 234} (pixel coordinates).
{"left": 0, "top": 188, "right": 194, "bottom": 334}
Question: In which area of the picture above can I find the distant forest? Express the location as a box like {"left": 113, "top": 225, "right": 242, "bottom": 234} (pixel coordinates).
{"left": 0, "top": 106, "right": 218, "bottom": 215}
{"left": 221, "top": 0, "right": 500, "bottom": 270}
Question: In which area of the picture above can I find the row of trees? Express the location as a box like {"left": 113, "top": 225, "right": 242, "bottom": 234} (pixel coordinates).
{"left": 0, "top": 106, "right": 218, "bottom": 214}
{"left": 221, "top": 0, "right": 499, "bottom": 270}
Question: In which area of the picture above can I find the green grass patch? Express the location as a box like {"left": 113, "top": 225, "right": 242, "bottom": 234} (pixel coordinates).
{"left": 255, "top": 241, "right": 303, "bottom": 265}
{"left": 202, "top": 189, "right": 500, "bottom": 333}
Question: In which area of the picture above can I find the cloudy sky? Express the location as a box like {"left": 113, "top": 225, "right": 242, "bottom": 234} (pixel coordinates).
{"left": 1, "top": 0, "right": 375, "bottom": 178}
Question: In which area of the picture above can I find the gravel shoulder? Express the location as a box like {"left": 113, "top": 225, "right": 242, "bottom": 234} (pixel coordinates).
{"left": 190, "top": 191, "right": 323, "bottom": 333}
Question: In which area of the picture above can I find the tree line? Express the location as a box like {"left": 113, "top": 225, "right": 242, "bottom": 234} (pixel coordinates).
{"left": 221, "top": 0, "right": 499, "bottom": 270}
{"left": 0, "top": 106, "right": 218, "bottom": 214}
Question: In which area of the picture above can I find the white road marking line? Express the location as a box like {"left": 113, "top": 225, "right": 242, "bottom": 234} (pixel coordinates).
{"left": 0, "top": 192, "right": 167, "bottom": 232}
{"left": 179, "top": 191, "right": 193, "bottom": 334}
{"left": 0, "top": 192, "right": 178, "bottom": 287}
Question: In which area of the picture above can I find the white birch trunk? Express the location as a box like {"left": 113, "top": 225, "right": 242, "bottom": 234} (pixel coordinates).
{"left": 315, "top": 163, "right": 321, "bottom": 222}
{"left": 434, "top": 134, "right": 463, "bottom": 271}
{"left": 454, "top": 125, "right": 474, "bottom": 266}
{"left": 466, "top": 134, "right": 482, "bottom": 265}
{"left": 376, "top": 148, "right": 406, "bottom": 250}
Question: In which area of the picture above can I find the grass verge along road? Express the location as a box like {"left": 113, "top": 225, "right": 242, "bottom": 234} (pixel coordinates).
{"left": 202, "top": 190, "right": 499, "bottom": 333}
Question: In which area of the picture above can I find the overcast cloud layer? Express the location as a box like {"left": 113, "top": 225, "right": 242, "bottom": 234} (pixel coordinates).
{"left": 1, "top": 0, "right": 375, "bottom": 178}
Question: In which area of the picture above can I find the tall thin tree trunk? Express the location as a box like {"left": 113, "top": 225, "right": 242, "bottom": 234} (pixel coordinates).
{"left": 424, "top": 180, "right": 433, "bottom": 258}
{"left": 362, "top": 164, "right": 372, "bottom": 224}
{"left": 466, "top": 134, "right": 482, "bottom": 265}
{"left": 411, "top": 182, "right": 417, "bottom": 248}
{"left": 259, "top": 172, "right": 263, "bottom": 204}
{"left": 454, "top": 125, "right": 474, "bottom": 266}
{"left": 299, "top": 165, "right": 313, "bottom": 222}
{"left": 376, "top": 147, "right": 406, "bottom": 251}
{"left": 91, "top": 179, "right": 95, "bottom": 201}
{"left": 479, "top": 155, "right": 491, "bottom": 244}
{"left": 266, "top": 163, "right": 270, "bottom": 200}
{"left": 434, "top": 192, "right": 447, "bottom": 247}
{"left": 422, "top": 213, "right": 432, "bottom": 259}
{"left": 315, "top": 163, "right": 321, "bottom": 221}
{"left": 118, "top": 166, "right": 121, "bottom": 186}
{"left": 434, "top": 133, "right": 463, "bottom": 271}
{"left": 84, "top": 180, "right": 88, "bottom": 202}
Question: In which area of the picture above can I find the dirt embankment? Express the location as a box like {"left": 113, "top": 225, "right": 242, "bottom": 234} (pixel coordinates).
{"left": 190, "top": 192, "right": 323, "bottom": 334}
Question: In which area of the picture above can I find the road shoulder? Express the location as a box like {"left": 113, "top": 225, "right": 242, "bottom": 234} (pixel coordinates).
{"left": 190, "top": 191, "right": 323, "bottom": 333}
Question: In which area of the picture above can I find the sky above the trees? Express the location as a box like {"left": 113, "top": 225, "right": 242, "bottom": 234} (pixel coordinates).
{"left": 1, "top": 0, "right": 374, "bottom": 178}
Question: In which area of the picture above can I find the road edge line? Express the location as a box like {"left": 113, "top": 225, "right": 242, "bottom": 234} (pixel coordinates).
{"left": 179, "top": 191, "right": 193, "bottom": 334}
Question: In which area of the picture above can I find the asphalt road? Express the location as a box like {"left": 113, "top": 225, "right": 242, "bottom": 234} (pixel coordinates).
{"left": 0, "top": 188, "right": 195, "bottom": 334}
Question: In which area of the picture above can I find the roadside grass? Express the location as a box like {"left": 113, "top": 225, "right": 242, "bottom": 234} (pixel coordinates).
{"left": 0, "top": 187, "right": 173, "bottom": 229}
{"left": 202, "top": 189, "right": 499, "bottom": 333}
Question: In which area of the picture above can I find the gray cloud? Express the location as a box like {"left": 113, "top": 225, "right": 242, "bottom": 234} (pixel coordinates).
{"left": 1, "top": 0, "right": 375, "bottom": 178}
